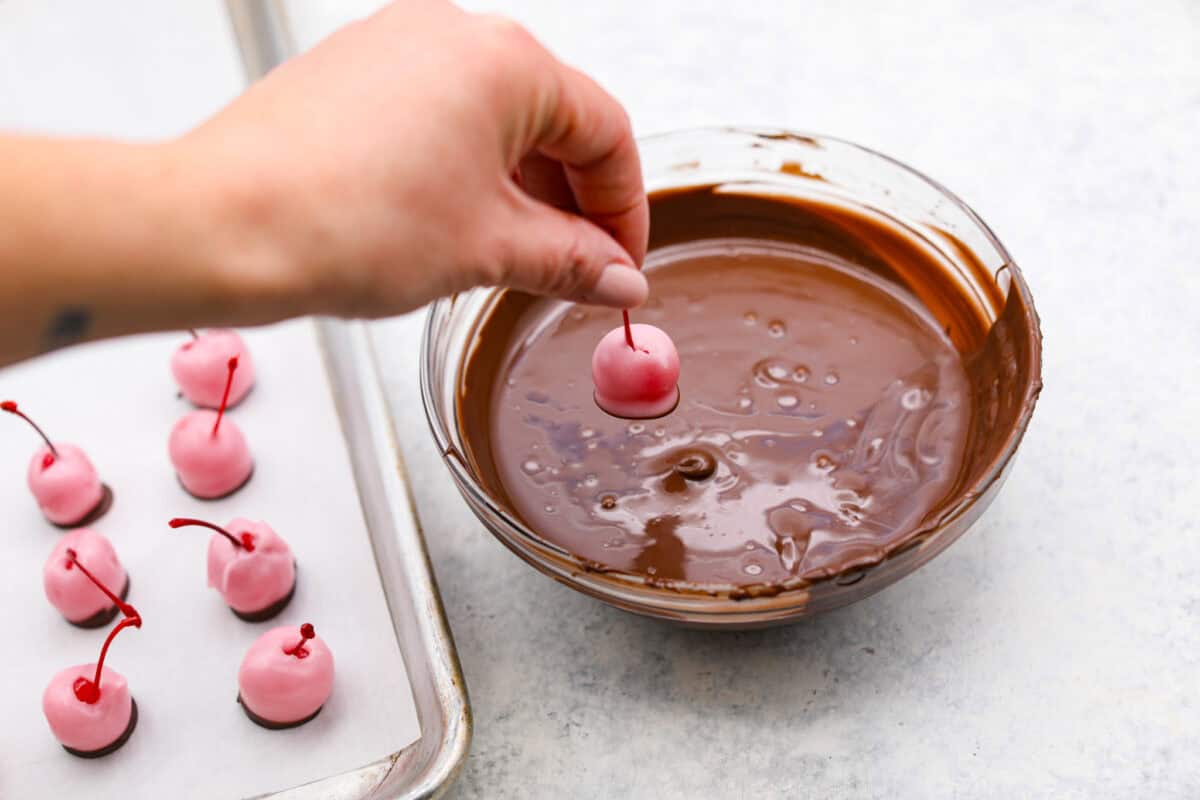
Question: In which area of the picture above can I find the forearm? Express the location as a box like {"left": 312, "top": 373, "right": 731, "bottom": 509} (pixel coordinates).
{"left": 0, "top": 3, "right": 649, "bottom": 369}
{"left": 0, "top": 135, "right": 299, "bottom": 367}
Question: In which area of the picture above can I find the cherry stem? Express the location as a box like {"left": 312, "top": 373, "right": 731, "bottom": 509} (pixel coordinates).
{"left": 285, "top": 623, "right": 315, "bottom": 657}
{"left": 168, "top": 517, "right": 254, "bottom": 551}
{"left": 622, "top": 310, "right": 635, "bottom": 350}
{"left": 64, "top": 548, "right": 141, "bottom": 703}
{"left": 81, "top": 613, "right": 142, "bottom": 702}
{"left": 211, "top": 357, "right": 238, "bottom": 438}
{"left": 64, "top": 548, "right": 135, "bottom": 617}
{"left": 188, "top": 328, "right": 199, "bottom": 339}
{"left": 1, "top": 401, "right": 59, "bottom": 458}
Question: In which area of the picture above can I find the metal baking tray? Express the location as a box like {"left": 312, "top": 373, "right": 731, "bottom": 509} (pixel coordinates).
{"left": 273, "top": 318, "right": 470, "bottom": 800}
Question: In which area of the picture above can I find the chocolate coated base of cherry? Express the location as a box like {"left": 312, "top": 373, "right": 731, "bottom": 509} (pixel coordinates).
{"left": 67, "top": 575, "right": 131, "bottom": 630}
{"left": 51, "top": 484, "right": 114, "bottom": 530}
{"left": 230, "top": 563, "right": 297, "bottom": 623}
{"left": 176, "top": 465, "right": 255, "bottom": 501}
{"left": 237, "top": 693, "right": 323, "bottom": 730}
{"left": 62, "top": 698, "right": 138, "bottom": 759}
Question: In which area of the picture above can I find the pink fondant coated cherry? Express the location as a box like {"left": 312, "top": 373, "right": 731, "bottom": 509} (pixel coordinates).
{"left": 2, "top": 400, "right": 111, "bottom": 526}
{"left": 44, "top": 530, "right": 130, "bottom": 628}
{"left": 172, "top": 328, "right": 255, "bottom": 408}
{"left": 591, "top": 313, "right": 681, "bottom": 419}
{"left": 42, "top": 562, "right": 142, "bottom": 757}
{"left": 168, "top": 357, "right": 253, "bottom": 499}
{"left": 238, "top": 622, "right": 334, "bottom": 729}
{"left": 169, "top": 516, "right": 297, "bottom": 621}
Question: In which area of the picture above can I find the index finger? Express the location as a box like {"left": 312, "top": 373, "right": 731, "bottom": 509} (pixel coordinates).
{"left": 529, "top": 64, "right": 650, "bottom": 266}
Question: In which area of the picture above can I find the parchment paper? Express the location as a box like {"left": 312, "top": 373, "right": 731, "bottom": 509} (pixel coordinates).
{"left": 0, "top": 320, "right": 420, "bottom": 799}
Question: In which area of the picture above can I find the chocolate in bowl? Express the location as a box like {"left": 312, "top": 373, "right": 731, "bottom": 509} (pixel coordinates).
{"left": 422, "top": 128, "right": 1041, "bottom": 628}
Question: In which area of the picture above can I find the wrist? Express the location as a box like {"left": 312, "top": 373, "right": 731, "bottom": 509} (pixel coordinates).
{"left": 164, "top": 132, "right": 320, "bottom": 325}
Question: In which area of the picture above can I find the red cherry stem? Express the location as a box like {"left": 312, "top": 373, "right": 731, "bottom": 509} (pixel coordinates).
{"left": 211, "top": 356, "right": 238, "bottom": 438}
{"left": 622, "top": 310, "right": 635, "bottom": 350}
{"left": 64, "top": 548, "right": 135, "bottom": 617}
{"left": 83, "top": 613, "right": 142, "bottom": 699}
{"left": 285, "top": 623, "right": 315, "bottom": 657}
{"left": 168, "top": 517, "right": 254, "bottom": 551}
{"left": 1, "top": 401, "right": 59, "bottom": 458}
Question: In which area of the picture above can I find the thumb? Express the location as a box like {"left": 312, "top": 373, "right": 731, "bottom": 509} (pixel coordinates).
{"left": 491, "top": 197, "right": 649, "bottom": 309}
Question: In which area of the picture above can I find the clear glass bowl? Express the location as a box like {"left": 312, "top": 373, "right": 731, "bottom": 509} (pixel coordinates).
{"left": 420, "top": 127, "right": 1042, "bottom": 628}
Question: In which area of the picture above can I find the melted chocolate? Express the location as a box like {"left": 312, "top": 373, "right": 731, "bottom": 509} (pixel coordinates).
{"left": 53, "top": 483, "right": 114, "bottom": 530}
{"left": 230, "top": 562, "right": 297, "bottom": 623}
{"left": 175, "top": 466, "right": 254, "bottom": 501}
{"left": 237, "top": 694, "right": 323, "bottom": 730}
{"left": 62, "top": 698, "right": 138, "bottom": 759}
{"left": 458, "top": 185, "right": 1040, "bottom": 591}
{"left": 68, "top": 574, "right": 131, "bottom": 630}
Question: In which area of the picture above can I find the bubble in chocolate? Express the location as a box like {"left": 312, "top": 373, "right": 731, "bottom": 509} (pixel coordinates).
{"left": 793, "top": 365, "right": 810, "bottom": 383}
{"left": 743, "top": 311, "right": 758, "bottom": 325}
{"left": 777, "top": 536, "right": 804, "bottom": 572}
{"left": 599, "top": 494, "right": 618, "bottom": 510}
{"left": 824, "top": 372, "right": 840, "bottom": 385}
{"left": 777, "top": 394, "right": 798, "bottom": 409}
{"left": 674, "top": 449, "right": 717, "bottom": 481}
{"left": 767, "top": 320, "right": 787, "bottom": 338}
{"left": 901, "top": 387, "right": 932, "bottom": 411}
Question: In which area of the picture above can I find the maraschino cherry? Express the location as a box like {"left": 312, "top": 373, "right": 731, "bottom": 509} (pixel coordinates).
{"left": 169, "top": 516, "right": 297, "bottom": 621}
{"left": 2, "top": 400, "right": 113, "bottom": 527}
{"left": 237, "top": 622, "right": 335, "bottom": 729}
{"left": 172, "top": 328, "right": 256, "bottom": 409}
{"left": 43, "top": 530, "right": 131, "bottom": 628}
{"left": 42, "top": 557, "right": 142, "bottom": 758}
{"left": 168, "top": 357, "right": 254, "bottom": 499}
{"left": 591, "top": 310, "right": 681, "bottom": 419}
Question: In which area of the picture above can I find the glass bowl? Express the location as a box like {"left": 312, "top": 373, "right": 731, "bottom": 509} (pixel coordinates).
{"left": 420, "top": 127, "right": 1042, "bottom": 628}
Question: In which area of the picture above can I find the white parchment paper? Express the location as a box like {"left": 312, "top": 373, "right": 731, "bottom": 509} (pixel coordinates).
{"left": 0, "top": 320, "right": 420, "bottom": 799}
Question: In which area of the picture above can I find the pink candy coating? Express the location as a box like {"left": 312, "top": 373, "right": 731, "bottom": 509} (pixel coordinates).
{"left": 168, "top": 410, "right": 253, "bottom": 498}
{"left": 591, "top": 323, "right": 681, "bottom": 419}
{"left": 26, "top": 443, "right": 104, "bottom": 525}
{"left": 43, "top": 664, "right": 132, "bottom": 753}
{"left": 171, "top": 329, "right": 255, "bottom": 409}
{"left": 238, "top": 626, "right": 334, "bottom": 724}
{"left": 43, "top": 529, "right": 127, "bottom": 624}
{"left": 207, "top": 519, "right": 295, "bottom": 614}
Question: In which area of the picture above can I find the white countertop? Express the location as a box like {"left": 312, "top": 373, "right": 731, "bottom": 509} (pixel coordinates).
{"left": 3, "top": 1, "right": 1198, "bottom": 797}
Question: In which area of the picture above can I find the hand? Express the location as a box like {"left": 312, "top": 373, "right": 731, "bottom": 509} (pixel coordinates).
{"left": 185, "top": 0, "right": 650, "bottom": 317}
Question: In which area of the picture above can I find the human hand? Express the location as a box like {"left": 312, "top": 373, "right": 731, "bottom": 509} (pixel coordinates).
{"left": 186, "top": 0, "right": 650, "bottom": 318}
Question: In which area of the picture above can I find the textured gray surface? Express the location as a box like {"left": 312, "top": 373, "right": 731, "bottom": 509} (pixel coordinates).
{"left": 369, "top": 0, "right": 1200, "bottom": 797}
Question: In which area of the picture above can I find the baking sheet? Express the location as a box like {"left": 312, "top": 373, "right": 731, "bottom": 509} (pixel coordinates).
{"left": 0, "top": 319, "right": 421, "bottom": 799}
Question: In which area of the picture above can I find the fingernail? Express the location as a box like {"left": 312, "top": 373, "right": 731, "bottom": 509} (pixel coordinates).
{"left": 590, "top": 263, "right": 649, "bottom": 308}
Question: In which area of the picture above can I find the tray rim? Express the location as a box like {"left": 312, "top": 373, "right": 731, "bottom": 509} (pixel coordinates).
{"left": 224, "top": 4, "right": 472, "bottom": 796}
